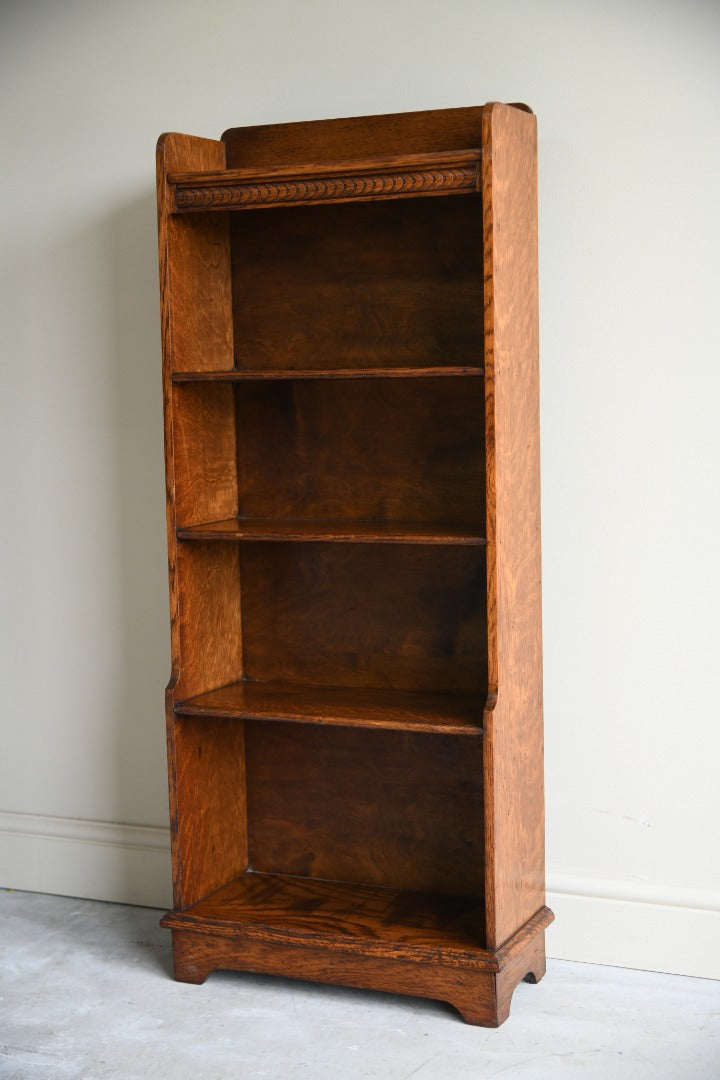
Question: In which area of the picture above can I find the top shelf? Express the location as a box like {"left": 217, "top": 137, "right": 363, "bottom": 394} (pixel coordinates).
{"left": 168, "top": 149, "right": 481, "bottom": 213}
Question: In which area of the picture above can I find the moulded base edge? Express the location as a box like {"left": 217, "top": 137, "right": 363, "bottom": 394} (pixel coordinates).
{"left": 164, "top": 907, "right": 552, "bottom": 1027}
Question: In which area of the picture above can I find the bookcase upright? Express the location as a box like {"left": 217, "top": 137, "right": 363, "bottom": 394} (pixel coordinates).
{"left": 156, "top": 103, "right": 552, "bottom": 1027}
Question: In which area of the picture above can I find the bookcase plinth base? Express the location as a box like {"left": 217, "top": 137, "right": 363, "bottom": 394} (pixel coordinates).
{"left": 166, "top": 914, "right": 551, "bottom": 1028}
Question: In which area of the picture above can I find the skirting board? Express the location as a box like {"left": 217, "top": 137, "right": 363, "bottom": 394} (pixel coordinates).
{"left": 545, "top": 873, "right": 720, "bottom": 981}
{"left": 1, "top": 812, "right": 718, "bottom": 980}
{"left": 0, "top": 811, "right": 173, "bottom": 910}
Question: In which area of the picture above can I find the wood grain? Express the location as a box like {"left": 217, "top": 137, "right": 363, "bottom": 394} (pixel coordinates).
{"left": 222, "top": 106, "right": 487, "bottom": 169}
{"left": 162, "top": 871, "right": 485, "bottom": 959}
{"left": 172, "top": 384, "right": 237, "bottom": 526}
{"left": 171, "top": 717, "right": 247, "bottom": 908}
{"left": 157, "top": 104, "right": 549, "bottom": 1024}
{"left": 176, "top": 517, "right": 485, "bottom": 545}
{"left": 172, "top": 366, "right": 483, "bottom": 380}
{"left": 157, "top": 133, "right": 230, "bottom": 690}
{"left": 174, "top": 679, "right": 483, "bottom": 735}
{"left": 157, "top": 134, "right": 245, "bottom": 910}
{"left": 244, "top": 723, "right": 485, "bottom": 895}
{"left": 174, "top": 542, "right": 242, "bottom": 700}
{"left": 481, "top": 104, "right": 546, "bottom": 948}
{"left": 165, "top": 875, "right": 551, "bottom": 969}
{"left": 234, "top": 378, "right": 485, "bottom": 525}
{"left": 230, "top": 197, "right": 483, "bottom": 370}
{"left": 158, "top": 137, "right": 233, "bottom": 373}
{"left": 171, "top": 148, "right": 480, "bottom": 183}
{"left": 157, "top": 136, "right": 240, "bottom": 698}
{"left": 162, "top": 883, "right": 552, "bottom": 1025}
{"left": 166, "top": 922, "right": 548, "bottom": 1024}
{"left": 170, "top": 149, "right": 480, "bottom": 212}
{"left": 494, "top": 930, "right": 547, "bottom": 1027}
{"left": 240, "top": 543, "right": 487, "bottom": 694}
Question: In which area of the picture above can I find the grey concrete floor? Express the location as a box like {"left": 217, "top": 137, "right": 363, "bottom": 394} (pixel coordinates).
{"left": 1, "top": 889, "right": 718, "bottom": 1079}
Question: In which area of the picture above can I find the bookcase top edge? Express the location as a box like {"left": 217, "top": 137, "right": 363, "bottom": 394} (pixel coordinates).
{"left": 217, "top": 103, "right": 532, "bottom": 169}
{"left": 220, "top": 104, "right": 487, "bottom": 142}
{"left": 220, "top": 102, "right": 533, "bottom": 143}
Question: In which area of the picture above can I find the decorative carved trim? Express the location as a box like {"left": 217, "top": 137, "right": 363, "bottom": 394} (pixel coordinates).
{"left": 173, "top": 164, "right": 479, "bottom": 212}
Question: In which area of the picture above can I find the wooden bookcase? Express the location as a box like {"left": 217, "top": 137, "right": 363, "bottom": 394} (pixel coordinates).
{"left": 155, "top": 103, "right": 552, "bottom": 1027}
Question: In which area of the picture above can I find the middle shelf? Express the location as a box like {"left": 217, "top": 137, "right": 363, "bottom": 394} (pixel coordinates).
{"left": 174, "top": 679, "right": 484, "bottom": 735}
{"left": 176, "top": 517, "right": 486, "bottom": 546}
{"left": 172, "top": 366, "right": 484, "bottom": 381}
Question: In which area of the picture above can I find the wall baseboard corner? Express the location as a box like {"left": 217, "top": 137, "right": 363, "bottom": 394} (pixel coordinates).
{"left": 0, "top": 810, "right": 172, "bottom": 909}
{"left": 1, "top": 814, "right": 718, "bottom": 979}
{"left": 547, "top": 871, "right": 720, "bottom": 980}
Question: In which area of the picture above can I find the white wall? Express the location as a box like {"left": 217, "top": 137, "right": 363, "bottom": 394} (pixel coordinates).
{"left": 1, "top": 0, "right": 719, "bottom": 978}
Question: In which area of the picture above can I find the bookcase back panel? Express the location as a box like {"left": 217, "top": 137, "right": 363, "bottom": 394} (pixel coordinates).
{"left": 230, "top": 197, "right": 483, "bottom": 369}
{"left": 245, "top": 721, "right": 485, "bottom": 902}
{"left": 235, "top": 378, "right": 484, "bottom": 525}
{"left": 240, "top": 543, "right": 487, "bottom": 695}
{"left": 223, "top": 105, "right": 485, "bottom": 170}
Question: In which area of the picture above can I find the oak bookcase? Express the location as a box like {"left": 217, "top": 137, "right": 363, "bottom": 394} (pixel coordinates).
{"left": 155, "top": 103, "right": 552, "bottom": 1026}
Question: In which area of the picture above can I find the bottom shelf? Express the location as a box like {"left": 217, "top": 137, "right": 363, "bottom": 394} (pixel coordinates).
{"left": 161, "top": 871, "right": 486, "bottom": 963}
{"left": 161, "top": 872, "right": 554, "bottom": 1025}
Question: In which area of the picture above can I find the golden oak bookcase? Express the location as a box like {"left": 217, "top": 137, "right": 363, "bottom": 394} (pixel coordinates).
{"left": 156, "top": 103, "right": 552, "bottom": 1026}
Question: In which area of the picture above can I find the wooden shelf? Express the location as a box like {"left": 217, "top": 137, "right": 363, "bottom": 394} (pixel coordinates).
{"left": 160, "top": 871, "right": 489, "bottom": 964}
{"left": 172, "top": 366, "right": 483, "bottom": 382}
{"left": 169, "top": 149, "right": 481, "bottom": 213}
{"left": 173, "top": 680, "right": 483, "bottom": 735}
{"left": 176, "top": 517, "right": 486, "bottom": 546}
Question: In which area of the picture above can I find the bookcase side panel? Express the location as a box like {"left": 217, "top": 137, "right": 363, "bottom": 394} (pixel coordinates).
{"left": 157, "top": 135, "right": 233, "bottom": 375}
{"left": 157, "top": 133, "right": 240, "bottom": 696}
{"left": 158, "top": 134, "right": 247, "bottom": 907}
{"left": 171, "top": 716, "right": 248, "bottom": 908}
{"left": 174, "top": 542, "right": 243, "bottom": 699}
{"left": 482, "top": 105, "right": 546, "bottom": 949}
{"left": 172, "top": 383, "right": 238, "bottom": 528}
